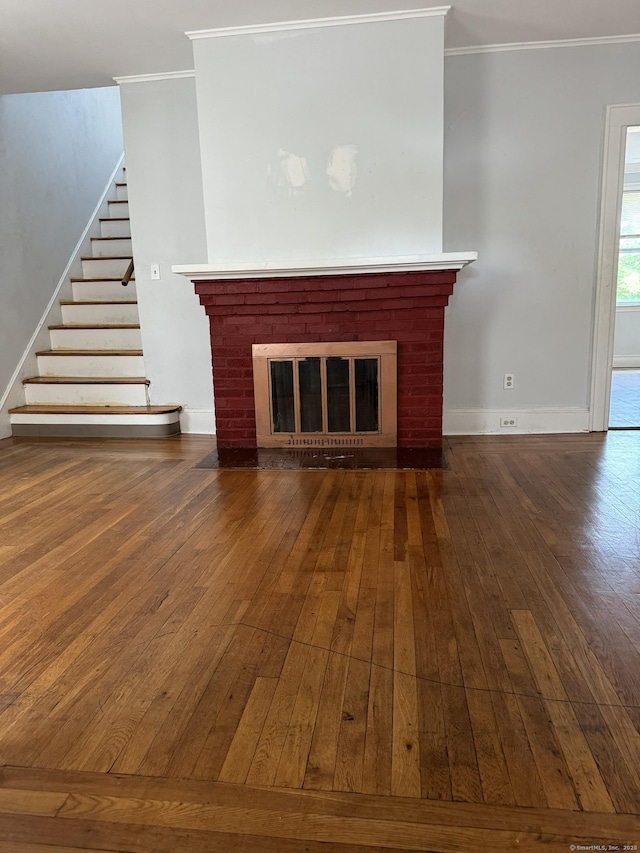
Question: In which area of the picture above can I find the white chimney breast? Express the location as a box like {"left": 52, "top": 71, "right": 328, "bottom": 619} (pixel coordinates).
{"left": 191, "top": 9, "right": 447, "bottom": 265}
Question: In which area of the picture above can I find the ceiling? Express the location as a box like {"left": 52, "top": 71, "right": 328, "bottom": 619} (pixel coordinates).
{"left": 1, "top": 0, "right": 639, "bottom": 95}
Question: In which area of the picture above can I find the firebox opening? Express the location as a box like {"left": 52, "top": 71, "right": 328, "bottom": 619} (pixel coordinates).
{"left": 252, "top": 341, "right": 397, "bottom": 448}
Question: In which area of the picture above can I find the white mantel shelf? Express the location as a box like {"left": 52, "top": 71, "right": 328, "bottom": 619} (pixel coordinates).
{"left": 173, "top": 253, "right": 477, "bottom": 281}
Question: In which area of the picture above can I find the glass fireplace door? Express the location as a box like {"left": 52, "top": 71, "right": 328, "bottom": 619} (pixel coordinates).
{"left": 254, "top": 342, "right": 396, "bottom": 448}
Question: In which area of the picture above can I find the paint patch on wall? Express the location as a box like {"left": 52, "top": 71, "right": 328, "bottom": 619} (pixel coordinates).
{"left": 269, "top": 149, "right": 310, "bottom": 194}
{"left": 326, "top": 145, "right": 358, "bottom": 195}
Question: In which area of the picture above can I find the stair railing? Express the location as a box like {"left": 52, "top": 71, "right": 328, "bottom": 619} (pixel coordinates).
{"left": 122, "top": 258, "right": 134, "bottom": 287}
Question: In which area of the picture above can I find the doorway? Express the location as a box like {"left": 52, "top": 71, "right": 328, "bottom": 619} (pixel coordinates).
{"left": 609, "top": 125, "right": 640, "bottom": 428}
{"left": 590, "top": 105, "right": 640, "bottom": 431}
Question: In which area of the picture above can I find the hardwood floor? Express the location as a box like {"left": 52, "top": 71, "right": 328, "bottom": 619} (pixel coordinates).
{"left": 0, "top": 432, "right": 638, "bottom": 851}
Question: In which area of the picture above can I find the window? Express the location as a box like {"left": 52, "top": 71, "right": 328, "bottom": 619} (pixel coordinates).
{"left": 617, "top": 127, "right": 640, "bottom": 306}
{"left": 618, "top": 190, "right": 640, "bottom": 304}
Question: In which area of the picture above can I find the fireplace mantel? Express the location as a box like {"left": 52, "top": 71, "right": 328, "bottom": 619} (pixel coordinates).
{"left": 174, "top": 253, "right": 476, "bottom": 450}
{"left": 172, "top": 252, "right": 477, "bottom": 281}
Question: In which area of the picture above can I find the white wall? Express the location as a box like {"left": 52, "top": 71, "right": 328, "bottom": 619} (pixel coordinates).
{"left": 614, "top": 308, "right": 640, "bottom": 366}
{"left": 119, "top": 76, "right": 214, "bottom": 434}
{"left": 0, "top": 87, "right": 123, "bottom": 436}
{"left": 443, "top": 42, "right": 640, "bottom": 434}
{"left": 118, "top": 41, "right": 640, "bottom": 438}
{"left": 193, "top": 16, "right": 444, "bottom": 264}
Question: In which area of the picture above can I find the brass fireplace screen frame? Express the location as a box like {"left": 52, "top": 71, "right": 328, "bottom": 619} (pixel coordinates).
{"left": 252, "top": 341, "right": 397, "bottom": 448}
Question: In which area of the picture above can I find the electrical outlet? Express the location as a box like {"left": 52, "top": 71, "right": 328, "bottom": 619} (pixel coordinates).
{"left": 504, "top": 373, "right": 515, "bottom": 390}
{"left": 500, "top": 417, "right": 518, "bottom": 428}
{"left": 150, "top": 263, "right": 161, "bottom": 280}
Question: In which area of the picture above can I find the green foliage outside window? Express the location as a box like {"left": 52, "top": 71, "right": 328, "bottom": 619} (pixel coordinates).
{"left": 617, "top": 251, "right": 640, "bottom": 304}
{"left": 617, "top": 187, "right": 640, "bottom": 305}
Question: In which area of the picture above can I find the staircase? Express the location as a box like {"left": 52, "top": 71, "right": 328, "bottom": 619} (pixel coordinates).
{"left": 10, "top": 175, "right": 182, "bottom": 438}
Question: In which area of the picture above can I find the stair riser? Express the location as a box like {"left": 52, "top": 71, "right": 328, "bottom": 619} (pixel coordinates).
{"left": 37, "top": 355, "right": 145, "bottom": 377}
{"left": 61, "top": 304, "right": 139, "bottom": 325}
{"left": 100, "top": 219, "right": 131, "bottom": 238}
{"left": 115, "top": 185, "right": 128, "bottom": 201}
{"left": 82, "top": 257, "right": 131, "bottom": 278}
{"left": 49, "top": 328, "right": 142, "bottom": 349}
{"left": 108, "top": 201, "right": 129, "bottom": 217}
{"left": 72, "top": 281, "right": 137, "bottom": 301}
{"left": 10, "top": 413, "right": 181, "bottom": 438}
{"left": 11, "top": 422, "right": 180, "bottom": 438}
{"left": 25, "top": 384, "right": 149, "bottom": 406}
{"left": 91, "top": 238, "right": 132, "bottom": 258}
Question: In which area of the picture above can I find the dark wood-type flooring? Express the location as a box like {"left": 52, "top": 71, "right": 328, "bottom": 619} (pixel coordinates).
{"left": 0, "top": 432, "right": 638, "bottom": 851}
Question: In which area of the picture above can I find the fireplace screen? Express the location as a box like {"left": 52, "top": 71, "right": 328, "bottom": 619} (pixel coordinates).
{"left": 253, "top": 342, "right": 397, "bottom": 447}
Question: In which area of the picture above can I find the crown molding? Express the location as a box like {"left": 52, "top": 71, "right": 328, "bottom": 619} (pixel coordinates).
{"left": 186, "top": 7, "right": 450, "bottom": 41}
{"left": 114, "top": 70, "right": 195, "bottom": 85}
{"left": 111, "top": 29, "right": 640, "bottom": 86}
{"left": 445, "top": 32, "right": 640, "bottom": 57}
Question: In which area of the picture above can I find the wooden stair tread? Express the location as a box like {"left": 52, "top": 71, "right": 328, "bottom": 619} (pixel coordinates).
{"left": 36, "top": 349, "right": 143, "bottom": 356}
{"left": 99, "top": 216, "right": 129, "bottom": 221}
{"left": 23, "top": 376, "right": 150, "bottom": 385}
{"left": 80, "top": 255, "right": 132, "bottom": 261}
{"left": 48, "top": 324, "right": 140, "bottom": 330}
{"left": 10, "top": 405, "right": 181, "bottom": 415}
{"left": 91, "top": 236, "right": 131, "bottom": 241}
{"left": 70, "top": 277, "right": 135, "bottom": 283}
{"left": 59, "top": 300, "right": 138, "bottom": 306}
{"left": 115, "top": 182, "right": 127, "bottom": 187}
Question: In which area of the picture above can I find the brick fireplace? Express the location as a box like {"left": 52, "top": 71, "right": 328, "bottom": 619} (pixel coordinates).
{"left": 179, "top": 256, "right": 475, "bottom": 450}
{"left": 172, "top": 9, "right": 476, "bottom": 454}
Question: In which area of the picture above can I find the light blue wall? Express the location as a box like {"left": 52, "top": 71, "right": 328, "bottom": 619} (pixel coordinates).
{"left": 0, "top": 87, "right": 123, "bottom": 408}
{"left": 116, "top": 42, "right": 640, "bottom": 436}
{"left": 193, "top": 16, "right": 445, "bottom": 263}
{"left": 119, "top": 77, "right": 214, "bottom": 433}
{"left": 443, "top": 42, "right": 640, "bottom": 416}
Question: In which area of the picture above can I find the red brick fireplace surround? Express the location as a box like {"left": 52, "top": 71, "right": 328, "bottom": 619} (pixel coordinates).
{"left": 188, "top": 262, "right": 473, "bottom": 449}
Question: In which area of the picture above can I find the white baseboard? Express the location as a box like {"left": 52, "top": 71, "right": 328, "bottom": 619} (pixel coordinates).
{"left": 1, "top": 406, "right": 595, "bottom": 441}
{"left": 443, "top": 407, "right": 590, "bottom": 435}
{"left": 179, "top": 409, "right": 216, "bottom": 434}
{"left": 612, "top": 356, "right": 640, "bottom": 368}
